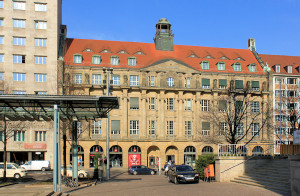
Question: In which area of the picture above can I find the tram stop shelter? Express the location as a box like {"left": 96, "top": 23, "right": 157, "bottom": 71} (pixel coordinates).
{"left": 0, "top": 94, "right": 119, "bottom": 192}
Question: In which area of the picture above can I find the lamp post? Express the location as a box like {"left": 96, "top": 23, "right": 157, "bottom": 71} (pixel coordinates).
{"left": 103, "top": 67, "right": 113, "bottom": 180}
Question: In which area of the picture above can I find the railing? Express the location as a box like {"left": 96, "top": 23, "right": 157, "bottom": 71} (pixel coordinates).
{"left": 218, "top": 143, "right": 275, "bottom": 157}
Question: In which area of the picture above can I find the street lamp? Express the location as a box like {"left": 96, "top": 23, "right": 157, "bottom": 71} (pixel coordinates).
{"left": 103, "top": 67, "right": 113, "bottom": 180}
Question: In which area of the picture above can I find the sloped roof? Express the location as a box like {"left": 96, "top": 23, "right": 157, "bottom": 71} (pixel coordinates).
{"left": 260, "top": 54, "right": 300, "bottom": 75}
{"left": 64, "top": 38, "right": 265, "bottom": 75}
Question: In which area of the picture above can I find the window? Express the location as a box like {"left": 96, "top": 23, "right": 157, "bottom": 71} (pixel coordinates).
{"left": 130, "top": 97, "right": 139, "bottom": 110}
{"left": 288, "top": 90, "right": 297, "bottom": 97}
{"left": 128, "top": 57, "right": 136, "bottom": 66}
{"left": 77, "top": 122, "right": 82, "bottom": 136}
{"left": 219, "top": 100, "right": 227, "bottom": 112}
{"left": 275, "top": 65, "right": 280, "bottom": 73}
{"left": 252, "top": 81, "right": 260, "bottom": 91}
{"left": 287, "top": 66, "right": 292, "bottom": 73}
{"left": 35, "top": 38, "right": 46, "bottom": 47}
{"left": 35, "top": 131, "right": 46, "bottom": 141}
{"left": 111, "top": 56, "right": 119, "bottom": 65}
{"left": 201, "top": 61, "right": 209, "bottom": 70}
{"left": 185, "top": 77, "right": 191, "bottom": 88}
{"left": 0, "top": 131, "right": 3, "bottom": 141}
{"left": 0, "top": 73, "right": 3, "bottom": 80}
{"left": 167, "top": 98, "right": 174, "bottom": 110}
{"left": 92, "top": 74, "right": 101, "bottom": 84}
{"left": 248, "top": 64, "right": 256, "bottom": 72}
{"left": 288, "top": 103, "right": 298, "bottom": 110}
{"left": 111, "top": 75, "right": 120, "bottom": 85}
{"left": 14, "top": 55, "right": 25, "bottom": 64}
{"left": 202, "top": 78, "right": 210, "bottom": 89}
{"left": 251, "top": 123, "right": 259, "bottom": 136}
{"left": 14, "top": 131, "right": 25, "bottom": 141}
{"left": 202, "top": 122, "right": 210, "bottom": 136}
{"left": 73, "top": 54, "right": 82, "bottom": 64}
{"left": 275, "top": 77, "right": 285, "bottom": 84}
{"left": 13, "top": 37, "right": 25, "bottom": 46}
{"left": 111, "top": 120, "right": 120, "bottom": 135}
{"left": 275, "top": 115, "right": 286, "bottom": 122}
{"left": 0, "top": 1, "right": 3, "bottom": 8}
{"left": 219, "top": 122, "right": 227, "bottom": 135}
{"left": 148, "top": 120, "right": 155, "bottom": 135}
{"left": 35, "top": 56, "right": 46, "bottom": 64}
{"left": 233, "top": 63, "right": 241, "bottom": 71}
{"left": 167, "top": 121, "right": 174, "bottom": 135}
{"left": 167, "top": 77, "right": 174, "bottom": 87}
{"left": 130, "top": 75, "right": 139, "bottom": 86}
{"left": 0, "top": 36, "right": 3, "bottom": 44}
{"left": 35, "top": 3, "right": 47, "bottom": 12}
{"left": 185, "top": 121, "right": 192, "bottom": 135}
{"left": 275, "top": 90, "right": 286, "bottom": 97}
{"left": 235, "top": 101, "right": 243, "bottom": 114}
{"left": 92, "top": 121, "right": 101, "bottom": 135}
{"left": 235, "top": 80, "right": 244, "bottom": 90}
{"left": 148, "top": 97, "right": 155, "bottom": 110}
{"left": 14, "top": 91, "right": 25, "bottom": 94}
{"left": 130, "top": 120, "right": 139, "bottom": 135}
{"left": 202, "top": 100, "right": 210, "bottom": 111}
{"left": 14, "top": 2, "right": 25, "bottom": 10}
{"left": 73, "top": 74, "right": 82, "bottom": 84}
{"left": 217, "top": 62, "right": 225, "bottom": 71}
{"left": 35, "top": 73, "right": 46, "bottom": 82}
{"left": 287, "top": 78, "right": 297, "bottom": 84}
{"left": 92, "top": 55, "right": 101, "bottom": 64}
{"left": 0, "top": 54, "right": 3, "bottom": 63}
{"left": 148, "top": 76, "right": 155, "bottom": 86}
{"left": 0, "top": 18, "right": 3, "bottom": 26}
{"left": 252, "top": 101, "right": 260, "bottom": 113}
{"left": 237, "top": 123, "right": 244, "bottom": 136}
{"left": 36, "top": 91, "right": 46, "bottom": 95}
{"left": 13, "top": 19, "right": 25, "bottom": 28}
{"left": 219, "top": 79, "right": 227, "bottom": 89}
{"left": 13, "top": 73, "right": 25, "bottom": 81}
{"left": 184, "top": 99, "right": 191, "bottom": 111}
{"left": 35, "top": 21, "right": 47, "bottom": 29}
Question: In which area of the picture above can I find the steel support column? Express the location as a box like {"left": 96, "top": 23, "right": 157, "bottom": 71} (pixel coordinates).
{"left": 72, "top": 121, "right": 78, "bottom": 183}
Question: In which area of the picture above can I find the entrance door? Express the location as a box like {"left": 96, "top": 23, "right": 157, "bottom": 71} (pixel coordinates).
{"left": 166, "top": 155, "right": 175, "bottom": 163}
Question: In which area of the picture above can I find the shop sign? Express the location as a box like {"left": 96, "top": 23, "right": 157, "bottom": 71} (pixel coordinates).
{"left": 128, "top": 154, "right": 141, "bottom": 167}
{"left": 294, "top": 130, "right": 300, "bottom": 144}
{"left": 24, "top": 143, "right": 47, "bottom": 149}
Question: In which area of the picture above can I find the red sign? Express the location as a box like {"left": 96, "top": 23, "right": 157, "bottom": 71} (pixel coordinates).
{"left": 128, "top": 154, "right": 141, "bottom": 167}
{"left": 114, "top": 149, "right": 118, "bottom": 152}
{"left": 133, "top": 149, "right": 137, "bottom": 153}
{"left": 24, "top": 143, "right": 47, "bottom": 149}
{"left": 95, "top": 148, "right": 99, "bottom": 152}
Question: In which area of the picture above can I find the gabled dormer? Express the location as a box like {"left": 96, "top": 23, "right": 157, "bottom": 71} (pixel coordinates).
{"left": 274, "top": 64, "right": 280, "bottom": 73}
{"left": 73, "top": 53, "right": 82, "bottom": 64}
{"left": 232, "top": 62, "right": 241, "bottom": 72}
{"left": 204, "top": 55, "right": 214, "bottom": 59}
{"left": 248, "top": 63, "right": 257, "bottom": 72}
{"left": 286, "top": 65, "right": 293, "bottom": 74}
{"left": 217, "top": 61, "right": 226, "bottom": 71}
{"left": 200, "top": 61, "right": 209, "bottom": 70}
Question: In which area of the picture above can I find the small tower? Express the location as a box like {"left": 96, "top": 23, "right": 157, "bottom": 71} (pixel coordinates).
{"left": 154, "top": 18, "right": 174, "bottom": 51}
{"left": 248, "top": 38, "right": 256, "bottom": 52}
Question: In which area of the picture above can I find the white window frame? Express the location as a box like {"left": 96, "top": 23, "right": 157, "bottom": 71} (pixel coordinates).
{"left": 148, "top": 120, "right": 155, "bottom": 135}
{"left": 149, "top": 97, "right": 155, "bottom": 110}
{"left": 35, "top": 21, "right": 47, "bottom": 29}
{"left": 184, "top": 99, "right": 191, "bottom": 111}
{"left": 74, "top": 55, "right": 82, "bottom": 64}
{"left": 35, "top": 56, "right": 46, "bottom": 64}
{"left": 287, "top": 66, "right": 292, "bottom": 73}
{"left": 185, "top": 121, "right": 192, "bottom": 135}
{"left": 77, "top": 122, "right": 82, "bottom": 136}
{"left": 130, "top": 75, "right": 139, "bottom": 86}
{"left": 275, "top": 77, "right": 285, "bottom": 84}
{"left": 13, "top": 19, "right": 25, "bottom": 28}
{"left": 92, "top": 74, "right": 101, "bottom": 85}
{"left": 92, "top": 56, "right": 101, "bottom": 64}
{"left": 0, "top": 1, "right": 3, "bottom": 9}
{"left": 233, "top": 63, "right": 241, "bottom": 71}
{"left": 14, "top": 131, "right": 25, "bottom": 141}
{"left": 167, "top": 121, "right": 174, "bottom": 135}
{"left": 13, "top": 37, "right": 25, "bottom": 46}
{"left": 167, "top": 77, "right": 174, "bottom": 87}
{"left": 35, "top": 3, "right": 47, "bottom": 12}
{"left": 111, "top": 56, "right": 119, "bottom": 65}
{"left": 14, "top": 2, "right": 25, "bottom": 10}
{"left": 92, "top": 120, "right": 101, "bottom": 135}
{"left": 275, "top": 65, "right": 280, "bottom": 73}
{"left": 251, "top": 123, "right": 259, "bottom": 136}
{"left": 252, "top": 101, "right": 260, "bottom": 113}
{"left": 35, "top": 38, "right": 46, "bottom": 47}
{"left": 218, "top": 62, "right": 225, "bottom": 71}
{"left": 14, "top": 91, "right": 25, "bottom": 94}
{"left": 167, "top": 98, "right": 174, "bottom": 110}
{"left": 201, "top": 61, "right": 209, "bottom": 70}
{"left": 202, "top": 100, "right": 210, "bottom": 111}
{"left": 237, "top": 123, "right": 244, "bottom": 136}
{"left": 185, "top": 77, "right": 191, "bottom": 88}
{"left": 35, "top": 131, "right": 46, "bottom": 141}
{"left": 148, "top": 76, "right": 155, "bottom": 87}
{"left": 112, "top": 75, "right": 120, "bottom": 85}
{"left": 130, "top": 120, "right": 139, "bottom": 135}
{"left": 13, "top": 73, "right": 25, "bottom": 82}
{"left": 219, "top": 122, "right": 227, "bottom": 135}
{"left": 34, "top": 73, "right": 46, "bottom": 82}
{"left": 128, "top": 57, "right": 136, "bottom": 66}
{"left": 73, "top": 74, "right": 82, "bottom": 84}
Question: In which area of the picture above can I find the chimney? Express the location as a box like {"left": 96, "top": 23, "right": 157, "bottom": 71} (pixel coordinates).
{"left": 248, "top": 38, "right": 256, "bottom": 52}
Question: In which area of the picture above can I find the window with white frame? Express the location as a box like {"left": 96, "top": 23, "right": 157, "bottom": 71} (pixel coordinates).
{"left": 14, "top": 2, "right": 25, "bottom": 10}
{"left": 110, "top": 56, "right": 119, "bottom": 65}
{"left": 0, "top": 36, "right": 3, "bottom": 44}
{"left": 0, "top": 1, "right": 3, "bottom": 8}
{"left": 0, "top": 18, "right": 2, "bottom": 27}
{"left": 35, "top": 21, "right": 47, "bottom": 29}
{"left": 248, "top": 64, "right": 256, "bottom": 72}
{"left": 217, "top": 62, "right": 225, "bottom": 71}
{"left": 167, "top": 77, "right": 174, "bottom": 87}
{"left": 166, "top": 121, "right": 174, "bottom": 135}
{"left": 219, "top": 122, "right": 227, "bottom": 135}
{"left": 237, "top": 123, "right": 244, "bottom": 136}
{"left": 148, "top": 97, "right": 155, "bottom": 110}
{"left": 36, "top": 91, "right": 46, "bottom": 95}
{"left": 35, "top": 38, "right": 46, "bottom": 47}
{"left": 287, "top": 78, "right": 297, "bottom": 84}
{"left": 13, "top": 37, "right": 25, "bottom": 46}
{"left": 0, "top": 73, "right": 3, "bottom": 80}
{"left": 275, "top": 102, "right": 285, "bottom": 110}
{"left": 35, "top": 3, "right": 47, "bottom": 11}
{"left": 13, "top": 73, "right": 25, "bottom": 81}
{"left": 130, "top": 120, "right": 139, "bottom": 135}
{"left": 35, "top": 131, "right": 46, "bottom": 141}
{"left": 185, "top": 77, "right": 191, "bottom": 88}
{"left": 288, "top": 90, "right": 297, "bottom": 97}
{"left": 287, "top": 66, "right": 292, "bottom": 73}
{"left": 202, "top": 100, "right": 210, "bottom": 111}
{"left": 14, "top": 131, "right": 25, "bottom": 141}
{"left": 275, "top": 77, "right": 285, "bottom": 84}
{"left": 275, "top": 90, "right": 286, "bottom": 97}
{"left": 34, "top": 73, "right": 46, "bottom": 82}
{"left": 14, "top": 55, "right": 25, "bottom": 64}
{"left": 111, "top": 75, "right": 120, "bottom": 85}
{"left": 73, "top": 55, "right": 82, "bottom": 64}
{"left": 148, "top": 120, "right": 155, "bottom": 135}
{"left": 275, "top": 115, "right": 286, "bottom": 122}
{"left": 202, "top": 122, "right": 210, "bottom": 136}
{"left": 14, "top": 91, "right": 25, "bottom": 94}
{"left": 184, "top": 99, "right": 191, "bottom": 111}
{"left": 77, "top": 122, "right": 82, "bottom": 136}
{"left": 275, "top": 65, "right": 280, "bottom": 73}
{"left": 185, "top": 121, "right": 192, "bottom": 135}
{"left": 288, "top": 103, "right": 298, "bottom": 110}
{"left": 148, "top": 76, "right": 155, "bottom": 86}
{"left": 128, "top": 57, "right": 136, "bottom": 66}
{"left": 73, "top": 74, "right": 82, "bottom": 84}
{"left": 201, "top": 61, "right": 209, "bottom": 70}
{"left": 92, "top": 56, "right": 101, "bottom": 64}
{"left": 0, "top": 54, "right": 3, "bottom": 63}
{"left": 251, "top": 123, "right": 259, "bottom": 136}
{"left": 130, "top": 75, "right": 139, "bottom": 86}
{"left": 111, "top": 120, "right": 120, "bottom": 135}
{"left": 13, "top": 19, "right": 25, "bottom": 28}
{"left": 252, "top": 101, "right": 260, "bottom": 113}
{"left": 233, "top": 63, "right": 241, "bottom": 71}
{"left": 92, "top": 120, "right": 101, "bottom": 135}
{"left": 167, "top": 98, "right": 174, "bottom": 110}
{"left": 35, "top": 56, "right": 46, "bottom": 64}
{"left": 92, "top": 74, "right": 101, "bottom": 85}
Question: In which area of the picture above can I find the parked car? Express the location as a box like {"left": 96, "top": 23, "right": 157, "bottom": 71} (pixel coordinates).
{"left": 128, "top": 165, "right": 156, "bottom": 175}
{"left": 0, "top": 162, "right": 27, "bottom": 179}
{"left": 167, "top": 165, "right": 199, "bottom": 184}
{"left": 61, "top": 165, "right": 88, "bottom": 178}
{"left": 21, "top": 160, "right": 50, "bottom": 171}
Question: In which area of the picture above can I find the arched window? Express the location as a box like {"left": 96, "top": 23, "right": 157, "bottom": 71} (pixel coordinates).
{"left": 90, "top": 145, "right": 103, "bottom": 153}
{"left": 109, "top": 145, "right": 122, "bottom": 153}
{"left": 128, "top": 145, "right": 141, "bottom": 153}
{"left": 252, "top": 146, "right": 264, "bottom": 155}
{"left": 184, "top": 146, "right": 196, "bottom": 153}
{"left": 202, "top": 146, "right": 213, "bottom": 154}
{"left": 167, "top": 77, "right": 174, "bottom": 87}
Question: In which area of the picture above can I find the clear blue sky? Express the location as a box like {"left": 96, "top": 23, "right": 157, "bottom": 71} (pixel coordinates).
{"left": 62, "top": 0, "right": 300, "bottom": 56}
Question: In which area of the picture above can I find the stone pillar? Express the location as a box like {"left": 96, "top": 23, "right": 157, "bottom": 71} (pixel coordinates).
{"left": 141, "top": 148, "right": 147, "bottom": 166}
{"left": 178, "top": 91, "right": 183, "bottom": 138}
{"left": 159, "top": 90, "right": 165, "bottom": 138}
{"left": 84, "top": 149, "right": 90, "bottom": 169}
{"left": 289, "top": 155, "right": 300, "bottom": 196}
{"left": 122, "top": 89, "right": 128, "bottom": 139}
{"left": 141, "top": 90, "right": 147, "bottom": 138}
{"left": 195, "top": 92, "right": 201, "bottom": 138}
{"left": 123, "top": 149, "right": 129, "bottom": 169}
{"left": 28, "top": 152, "right": 32, "bottom": 161}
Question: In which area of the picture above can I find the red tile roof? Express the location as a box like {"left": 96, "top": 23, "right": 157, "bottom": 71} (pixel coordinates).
{"left": 64, "top": 38, "right": 265, "bottom": 75}
{"left": 260, "top": 54, "right": 300, "bottom": 75}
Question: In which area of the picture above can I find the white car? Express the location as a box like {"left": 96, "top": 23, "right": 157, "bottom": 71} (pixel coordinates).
{"left": 21, "top": 160, "right": 50, "bottom": 171}
{"left": 61, "top": 166, "right": 88, "bottom": 178}
{"left": 0, "top": 162, "right": 27, "bottom": 179}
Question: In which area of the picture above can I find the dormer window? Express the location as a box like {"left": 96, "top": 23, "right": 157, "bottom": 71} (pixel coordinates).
{"left": 248, "top": 64, "right": 257, "bottom": 72}
{"left": 201, "top": 61, "right": 209, "bottom": 70}
{"left": 234, "top": 57, "right": 245, "bottom": 61}
{"left": 110, "top": 56, "right": 119, "bottom": 65}
{"left": 220, "top": 56, "right": 229, "bottom": 60}
{"left": 118, "top": 50, "right": 128, "bottom": 54}
{"left": 189, "top": 54, "right": 198, "bottom": 58}
{"left": 73, "top": 54, "right": 82, "bottom": 64}
{"left": 128, "top": 57, "right": 136, "bottom": 66}
{"left": 204, "top": 55, "right": 213, "bottom": 59}
{"left": 101, "top": 49, "right": 110, "bottom": 53}
{"left": 233, "top": 63, "right": 241, "bottom": 72}
{"left": 92, "top": 55, "right": 101, "bottom": 64}
{"left": 287, "top": 66, "right": 292, "bottom": 73}
{"left": 217, "top": 62, "right": 225, "bottom": 71}
{"left": 134, "top": 51, "right": 145, "bottom": 55}
{"left": 275, "top": 65, "right": 280, "bottom": 73}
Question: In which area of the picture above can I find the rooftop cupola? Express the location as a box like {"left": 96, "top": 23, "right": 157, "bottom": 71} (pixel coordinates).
{"left": 154, "top": 18, "right": 174, "bottom": 51}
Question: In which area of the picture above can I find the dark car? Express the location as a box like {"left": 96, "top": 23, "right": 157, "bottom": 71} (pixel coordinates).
{"left": 128, "top": 165, "right": 156, "bottom": 175}
{"left": 167, "top": 165, "right": 199, "bottom": 184}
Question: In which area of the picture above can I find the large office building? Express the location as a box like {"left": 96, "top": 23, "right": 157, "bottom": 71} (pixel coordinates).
{"left": 0, "top": 0, "right": 63, "bottom": 164}
{"left": 61, "top": 19, "right": 273, "bottom": 169}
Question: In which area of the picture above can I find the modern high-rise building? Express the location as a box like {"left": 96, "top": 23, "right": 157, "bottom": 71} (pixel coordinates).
{"left": 0, "top": 0, "right": 63, "bottom": 164}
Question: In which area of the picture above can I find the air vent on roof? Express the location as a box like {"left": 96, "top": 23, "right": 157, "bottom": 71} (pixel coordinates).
{"left": 83, "top": 48, "right": 93, "bottom": 52}
{"left": 204, "top": 55, "right": 214, "bottom": 59}
{"left": 189, "top": 54, "right": 199, "bottom": 58}
{"left": 118, "top": 50, "right": 128, "bottom": 54}
{"left": 101, "top": 49, "right": 111, "bottom": 53}
{"left": 220, "top": 56, "right": 229, "bottom": 60}
{"left": 134, "top": 51, "right": 145, "bottom": 55}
